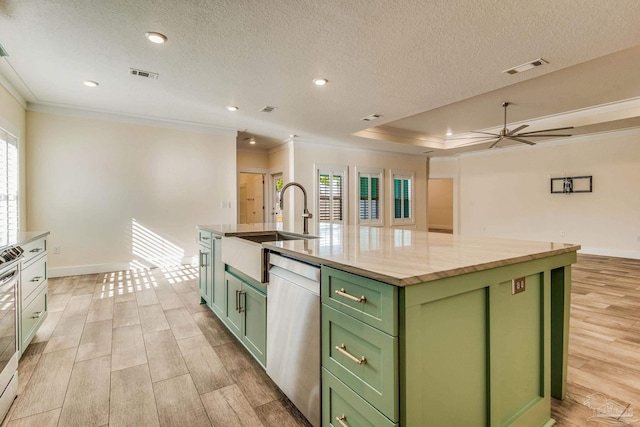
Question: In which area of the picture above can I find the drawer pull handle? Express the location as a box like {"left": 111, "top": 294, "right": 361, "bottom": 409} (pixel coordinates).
{"left": 32, "top": 311, "right": 43, "bottom": 319}
{"left": 201, "top": 236, "right": 210, "bottom": 240}
{"left": 30, "top": 248, "right": 43, "bottom": 253}
{"left": 336, "top": 343, "right": 367, "bottom": 365}
{"left": 335, "top": 288, "right": 366, "bottom": 303}
{"left": 31, "top": 276, "right": 43, "bottom": 282}
{"left": 336, "top": 414, "right": 349, "bottom": 427}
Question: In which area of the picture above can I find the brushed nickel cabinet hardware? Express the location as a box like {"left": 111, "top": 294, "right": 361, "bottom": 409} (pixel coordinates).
{"left": 336, "top": 414, "right": 349, "bottom": 427}
{"left": 31, "top": 276, "right": 42, "bottom": 282}
{"left": 32, "top": 311, "right": 43, "bottom": 319}
{"left": 30, "top": 248, "right": 43, "bottom": 253}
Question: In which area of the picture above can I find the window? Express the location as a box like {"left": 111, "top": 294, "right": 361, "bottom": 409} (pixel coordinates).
{"left": 0, "top": 127, "right": 19, "bottom": 241}
{"left": 316, "top": 165, "right": 347, "bottom": 225}
{"left": 391, "top": 170, "right": 414, "bottom": 225}
{"left": 357, "top": 167, "right": 383, "bottom": 226}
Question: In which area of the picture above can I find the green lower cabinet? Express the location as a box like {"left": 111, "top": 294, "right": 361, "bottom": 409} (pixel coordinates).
{"left": 198, "top": 243, "right": 212, "bottom": 304}
{"left": 322, "top": 305, "right": 398, "bottom": 421}
{"left": 241, "top": 284, "right": 266, "bottom": 366}
{"left": 322, "top": 369, "right": 397, "bottom": 427}
{"left": 223, "top": 272, "right": 267, "bottom": 367}
{"left": 210, "top": 238, "right": 226, "bottom": 317}
{"left": 224, "top": 273, "right": 243, "bottom": 337}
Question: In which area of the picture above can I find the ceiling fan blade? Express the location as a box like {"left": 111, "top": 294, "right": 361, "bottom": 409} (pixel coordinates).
{"left": 446, "top": 134, "right": 500, "bottom": 141}
{"left": 454, "top": 137, "right": 498, "bottom": 147}
{"left": 489, "top": 137, "right": 503, "bottom": 149}
{"left": 518, "top": 126, "right": 574, "bottom": 135}
{"left": 514, "top": 134, "right": 572, "bottom": 138}
{"left": 506, "top": 124, "right": 528, "bottom": 135}
{"left": 509, "top": 136, "right": 536, "bottom": 146}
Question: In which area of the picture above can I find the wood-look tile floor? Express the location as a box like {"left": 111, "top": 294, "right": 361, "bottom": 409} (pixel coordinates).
{"left": 2, "top": 266, "right": 311, "bottom": 427}
{"left": 2, "top": 255, "right": 639, "bottom": 426}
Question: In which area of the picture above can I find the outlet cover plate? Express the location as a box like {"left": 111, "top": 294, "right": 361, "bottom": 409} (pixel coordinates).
{"left": 512, "top": 277, "right": 526, "bottom": 295}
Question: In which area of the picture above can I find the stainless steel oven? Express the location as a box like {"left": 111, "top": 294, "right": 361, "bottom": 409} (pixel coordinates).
{"left": 0, "top": 246, "right": 22, "bottom": 422}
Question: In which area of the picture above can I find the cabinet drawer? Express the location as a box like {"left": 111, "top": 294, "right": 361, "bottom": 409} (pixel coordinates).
{"left": 322, "top": 267, "right": 397, "bottom": 335}
{"left": 21, "top": 256, "right": 47, "bottom": 305}
{"left": 322, "top": 369, "right": 397, "bottom": 427}
{"left": 21, "top": 287, "right": 47, "bottom": 349}
{"left": 21, "top": 238, "right": 46, "bottom": 267}
{"left": 198, "top": 230, "right": 212, "bottom": 247}
{"left": 323, "top": 305, "right": 398, "bottom": 421}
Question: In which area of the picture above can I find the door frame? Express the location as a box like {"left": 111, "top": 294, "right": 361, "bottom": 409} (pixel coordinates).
{"left": 237, "top": 169, "right": 267, "bottom": 224}
{"left": 427, "top": 175, "right": 458, "bottom": 234}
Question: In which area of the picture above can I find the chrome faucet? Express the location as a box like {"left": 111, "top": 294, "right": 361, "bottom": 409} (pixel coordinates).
{"left": 280, "top": 182, "right": 313, "bottom": 234}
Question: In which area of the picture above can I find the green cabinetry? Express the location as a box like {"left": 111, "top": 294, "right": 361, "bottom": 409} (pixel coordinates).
{"left": 198, "top": 231, "right": 225, "bottom": 318}
{"left": 223, "top": 271, "right": 267, "bottom": 367}
{"left": 322, "top": 252, "right": 575, "bottom": 426}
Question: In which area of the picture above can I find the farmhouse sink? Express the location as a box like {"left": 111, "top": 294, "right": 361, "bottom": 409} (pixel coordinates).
{"left": 221, "top": 231, "right": 317, "bottom": 283}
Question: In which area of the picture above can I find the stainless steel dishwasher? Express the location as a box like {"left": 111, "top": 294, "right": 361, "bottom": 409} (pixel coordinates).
{"left": 267, "top": 253, "right": 320, "bottom": 427}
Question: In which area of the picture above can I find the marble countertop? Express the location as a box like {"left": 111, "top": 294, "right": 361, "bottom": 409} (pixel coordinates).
{"left": 0, "top": 231, "right": 50, "bottom": 250}
{"left": 198, "top": 223, "right": 580, "bottom": 286}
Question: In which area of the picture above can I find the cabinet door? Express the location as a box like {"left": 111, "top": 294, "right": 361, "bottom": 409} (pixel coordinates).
{"left": 224, "top": 273, "right": 242, "bottom": 337}
{"left": 241, "top": 283, "right": 266, "bottom": 367}
{"left": 198, "top": 245, "right": 211, "bottom": 303}
{"left": 211, "top": 238, "right": 226, "bottom": 317}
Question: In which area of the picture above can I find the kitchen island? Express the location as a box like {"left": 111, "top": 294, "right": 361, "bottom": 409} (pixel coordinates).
{"left": 198, "top": 223, "right": 579, "bottom": 427}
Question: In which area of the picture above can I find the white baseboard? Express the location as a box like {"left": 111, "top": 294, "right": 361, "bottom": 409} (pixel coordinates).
{"left": 578, "top": 246, "right": 640, "bottom": 260}
{"left": 49, "top": 256, "right": 198, "bottom": 278}
{"left": 428, "top": 224, "right": 453, "bottom": 231}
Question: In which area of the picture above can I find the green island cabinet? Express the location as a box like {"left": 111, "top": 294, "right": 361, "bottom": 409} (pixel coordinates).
{"left": 320, "top": 250, "right": 574, "bottom": 427}
{"left": 197, "top": 230, "right": 267, "bottom": 368}
{"left": 197, "top": 230, "right": 225, "bottom": 317}
{"left": 223, "top": 270, "right": 267, "bottom": 367}
{"left": 19, "top": 235, "right": 49, "bottom": 356}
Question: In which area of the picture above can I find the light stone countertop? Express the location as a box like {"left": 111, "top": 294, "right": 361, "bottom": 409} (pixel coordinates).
{"left": 0, "top": 231, "right": 50, "bottom": 250}
{"left": 198, "top": 223, "right": 580, "bottom": 287}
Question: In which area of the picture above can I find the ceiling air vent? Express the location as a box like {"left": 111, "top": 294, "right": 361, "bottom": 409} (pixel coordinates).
{"left": 362, "top": 114, "right": 383, "bottom": 122}
{"left": 260, "top": 106, "right": 277, "bottom": 113}
{"left": 502, "top": 58, "right": 548, "bottom": 75}
{"left": 0, "top": 43, "right": 8, "bottom": 57}
{"left": 129, "top": 68, "right": 159, "bottom": 79}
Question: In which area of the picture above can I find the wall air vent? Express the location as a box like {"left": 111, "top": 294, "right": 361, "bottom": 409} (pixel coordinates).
{"left": 502, "top": 58, "right": 548, "bottom": 75}
{"left": 260, "top": 106, "right": 277, "bottom": 113}
{"left": 362, "top": 114, "right": 383, "bottom": 121}
{"left": 129, "top": 68, "right": 159, "bottom": 79}
{"left": 0, "top": 43, "right": 8, "bottom": 57}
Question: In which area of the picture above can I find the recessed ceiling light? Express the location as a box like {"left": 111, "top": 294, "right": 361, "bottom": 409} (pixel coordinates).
{"left": 226, "top": 106, "right": 239, "bottom": 112}
{"left": 249, "top": 139, "right": 256, "bottom": 145}
{"left": 446, "top": 131, "right": 453, "bottom": 137}
{"left": 313, "top": 78, "right": 328, "bottom": 86}
{"left": 83, "top": 80, "right": 99, "bottom": 87}
{"left": 145, "top": 32, "right": 167, "bottom": 44}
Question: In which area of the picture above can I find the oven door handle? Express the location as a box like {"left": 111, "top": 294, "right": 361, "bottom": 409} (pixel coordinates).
{"left": 0, "top": 268, "right": 18, "bottom": 288}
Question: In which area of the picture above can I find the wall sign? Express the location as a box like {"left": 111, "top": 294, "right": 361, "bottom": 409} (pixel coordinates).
{"left": 550, "top": 176, "right": 592, "bottom": 194}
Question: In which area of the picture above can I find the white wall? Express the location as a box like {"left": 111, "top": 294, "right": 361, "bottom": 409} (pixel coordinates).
{"left": 287, "top": 141, "right": 428, "bottom": 231}
{"left": 430, "top": 130, "right": 640, "bottom": 259}
{"left": 26, "top": 111, "right": 237, "bottom": 276}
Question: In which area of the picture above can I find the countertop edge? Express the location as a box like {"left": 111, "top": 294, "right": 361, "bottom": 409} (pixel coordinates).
{"left": 265, "top": 243, "right": 581, "bottom": 287}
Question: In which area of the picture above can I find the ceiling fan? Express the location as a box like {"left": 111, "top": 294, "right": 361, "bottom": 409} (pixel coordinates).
{"left": 452, "top": 102, "right": 573, "bottom": 148}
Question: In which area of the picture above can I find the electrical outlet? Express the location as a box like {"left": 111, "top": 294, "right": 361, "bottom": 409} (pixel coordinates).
{"left": 53, "top": 246, "right": 61, "bottom": 254}
{"left": 637, "top": 236, "right": 640, "bottom": 243}
{"left": 560, "top": 231, "right": 566, "bottom": 237}
{"left": 512, "top": 277, "right": 526, "bottom": 295}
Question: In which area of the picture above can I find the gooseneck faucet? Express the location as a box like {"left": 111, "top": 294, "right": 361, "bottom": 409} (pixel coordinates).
{"left": 279, "top": 182, "right": 313, "bottom": 234}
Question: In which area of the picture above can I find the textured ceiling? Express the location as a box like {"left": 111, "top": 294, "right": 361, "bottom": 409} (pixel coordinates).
{"left": 0, "top": 0, "right": 639, "bottom": 155}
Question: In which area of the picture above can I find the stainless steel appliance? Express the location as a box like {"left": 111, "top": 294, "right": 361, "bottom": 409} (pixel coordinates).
{"left": 0, "top": 245, "right": 21, "bottom": 422}
{"left": 267, "top": 253, "right": 320, "bottom": 427}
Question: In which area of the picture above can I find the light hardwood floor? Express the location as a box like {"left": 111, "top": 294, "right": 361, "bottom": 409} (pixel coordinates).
{"left": 2, "top": 255, "right": 639, "bottom": 426}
